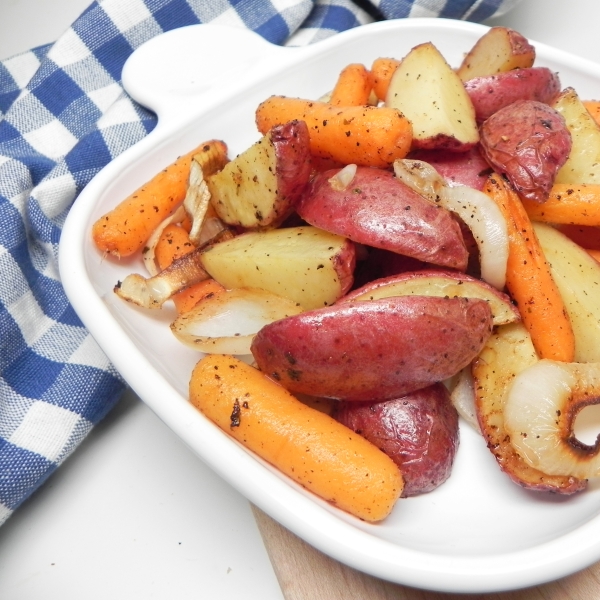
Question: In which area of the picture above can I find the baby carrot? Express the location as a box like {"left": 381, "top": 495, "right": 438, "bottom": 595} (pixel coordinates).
{"left": 370, "top": 57, "right": 401, "bottom": 101}
{"left": 584, "top": 100, "right": 600, "bottom": 126}
{"left": 255, "top": 96, "right": 412, "bottom": 168}
{"left": 155, "top": 223, "right": 195, "bottom": 270}
{"left": 329, "top": 63, "right": 373, "bottom": 107}
{"left": 172, "top": 278, "right": 225, "bottom": 314}
{"left": 92, "top": 140, "right": 227, "bottom": 258}
{"left": 483, "top": 174, "right": 575, "bottom": 362}
{"left": 521, "top": 183, "right": 600, "bottom": 226}
{"left": 189, "top": 354, "right": 403, "bottom": 522}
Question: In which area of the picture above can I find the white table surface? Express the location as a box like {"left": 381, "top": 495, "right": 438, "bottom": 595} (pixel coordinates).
{"left": 1, "top": 1, "right": 600, "bottom": 599}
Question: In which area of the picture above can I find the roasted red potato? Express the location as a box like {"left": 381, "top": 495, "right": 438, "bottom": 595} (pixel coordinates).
{"left": 479, "top": 100, "right": 572, "bottom": 203}
{"left": 332, "top": 383, "right": 459, "bottom": 497}
{"left": 456, "top": 26, "right": 536, "bottom": 82}
{"left": 250, "top": 295, "right": 494, "bottom": 402}
{"left": 207, "top": 120, "right": 312, "bottom": 229}
{"left": 297, "top": 166, "right": 469, "bottom": 270}
{"left": 386, "top": 42, "right": 479, "bottom": 152}
{"left": 465, "top": 67, "right": 561, "bottom": 123}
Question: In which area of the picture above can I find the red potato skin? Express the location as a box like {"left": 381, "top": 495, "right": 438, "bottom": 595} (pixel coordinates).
{"left": 408, "top": 147, "right": 493, "bottom": 191}
{"left": 297, "top": 167, "right": 469, "bottom": 270}
{"left": 250, "top": 295, "right": 493, "bottom": 402}
{"left": 480, "top": 100, "right": 572, "bottom": 203}
{"left": 332, "top": 383, "right": 459, "bottom": 497}
{"left": 262, "top": 120, "right": 313, "bottom": 227}
{"left": 465, "top": 67, "right": 561, "bottom": 123}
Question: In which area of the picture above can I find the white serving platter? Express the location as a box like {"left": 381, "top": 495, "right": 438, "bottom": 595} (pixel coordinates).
{"left": 59, "top": 18, "right": 600, "bottom": 594}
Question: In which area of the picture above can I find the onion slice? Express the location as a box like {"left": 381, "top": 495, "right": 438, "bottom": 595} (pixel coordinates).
{"left": 115, "top": 247, "right": 211, "bottom": 309}
{"left": 504, "top": 359, "right": 600, "bottom": 479}
{"left": 393, "top": 159, "right": 509, "bottom": 290}
{"left": 449, "top": 367, "right": 480, "bottom": 433}
{"left": 170, "top": 287, "right": 304, "bottom": 355}
{"left": 183, "top": 141, "right": 229, "bottom": 245}
{"left": 328, "top": 164, "right": 357, "bottom": 191}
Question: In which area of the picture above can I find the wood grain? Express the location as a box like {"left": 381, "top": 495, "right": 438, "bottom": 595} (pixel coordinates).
{"left": 252, "top": 505, "right": 600, "bottom": 600}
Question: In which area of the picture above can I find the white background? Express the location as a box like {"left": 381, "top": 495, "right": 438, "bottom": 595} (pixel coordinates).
{"left": 1, "top": 1, "right": 600, "bottom": 599}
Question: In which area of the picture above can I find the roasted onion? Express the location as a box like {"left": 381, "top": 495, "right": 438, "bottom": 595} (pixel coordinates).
{"left": 504, "top": 359, "right": 600, "bottom": 479}
{"left": 393, "top": 159, "right": 509, "bottom": 290}
{"left": 170, "top": 287, "right": 303, "bottom": 355}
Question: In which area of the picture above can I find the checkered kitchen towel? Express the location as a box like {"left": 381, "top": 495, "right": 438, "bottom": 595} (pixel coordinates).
{"left": 0, "top": 0, "right": 521, "bottom": 525}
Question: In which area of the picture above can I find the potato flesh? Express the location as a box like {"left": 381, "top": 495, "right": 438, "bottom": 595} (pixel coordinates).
{"left": 207, "top": 121, "right": 311, "bottom": 229}
{"left": 533, "top": 222, "right": 600, "bottom": 362}
{"left": 553, "top": 87, "right": 600, "bottom": 185}
{"left": 386, "top": 42, "right": 479, "bottom": 151}
{"left": 342, "top": 270, "right": 519, "bottom": 326}
{"left": 472, "top": 322, "right": 586, "bottom": 494}
{"left": 456, "top": 27, "right": 536, "bottom": 82}
{"left": 199, "top": 226, "right": 355, "bottom": 310}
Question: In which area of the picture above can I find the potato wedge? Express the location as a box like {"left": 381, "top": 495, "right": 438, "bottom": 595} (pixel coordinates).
{"left": 199, "top": 226, "right": 355, "bottom": 310}
{"left": 341, "top": 270, "right": 520, "bottom": 326}
{"left": 386, "top": 42, "right": 479, "bottom": 152}
{"left": 553, "top": 87, "right": 600, "bottom": 185}
{"left": 297, "top": 166, "right": 469, "bottom": 271}
{"left": 465, "top": 67, "right": 561, "bottom": 123}
{"left": 472, "top": 322, "right": 586, "bottom": 494}
{"left": 457, "top": 27, "right": 536, "bottom": 82}
{"left": 533, "top": 222, "right": 600, "bottom": 362}
{"left": 332, "top": 383, "right": 459, "bottom": 498}
{"left": 207, "top": 120, "right": 312, "bottom": 229}
{"left": 251, "top": 295, "right": 493, "bottom": 402}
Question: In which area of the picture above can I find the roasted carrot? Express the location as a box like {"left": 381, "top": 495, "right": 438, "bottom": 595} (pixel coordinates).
{"left": 92, "top": 140, "right": 227, "bottom": 258}
{"left": 155, "top": 223, "right": 196, "bottom": 271}
{"left": 172, "top": 278, "right": 226, "bottom": 314}
{"left": 255, "top": 96, "right": 412, "bottom": 168}
{"left": 584, "top": 100, "right": 600, "bottom": 126}
{"left": 483, "top": 174, "right": 575, "bottom": 362}
{"left": 329, "top": 63, "right": 373, "bottom": 107}
{"left": 588, "top": 248, "right": 600, "bottom": 263}
{"left": 370, "top": 57, "right": 401, "bottom": 101}
{"left": 189, "top": 354, "right": 403, "bottom": 522}
{"left": 521, "top": 183, "right": 600, "bottom": 226}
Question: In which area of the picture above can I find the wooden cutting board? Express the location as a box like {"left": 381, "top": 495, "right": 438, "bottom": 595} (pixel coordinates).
{"left": 252, "top": 506, "right": 600, "bottom": 599}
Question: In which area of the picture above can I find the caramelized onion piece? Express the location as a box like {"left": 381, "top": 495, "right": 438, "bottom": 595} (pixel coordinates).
{"left": 115, "top": 230, "right": 233, "bottom": 309}
{"left": 393, "top": 159, "right": 509, "bottom": 290}
{"left": 115, "top": 248, "right": 210, "bottom": 309}
{"left": 505, "top": 360, "right": 600, "bottom": 479}
{"left": 328, "top": 164, "right": 357, "bottom": 191}
{"left": 171, "top": 287, "right": 303, "bottom": 355}
{"left": 183, "top": 141, "right": 229, "bottom": 245}
{"left": 449, "top": 367, "right": 480, "bottom": 432}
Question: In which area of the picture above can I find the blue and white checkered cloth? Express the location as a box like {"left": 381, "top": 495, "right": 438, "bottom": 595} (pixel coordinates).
{"left": 0, "top": 0, "right": 521, "bottom": 525}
